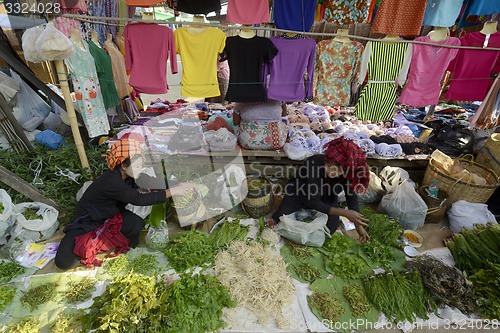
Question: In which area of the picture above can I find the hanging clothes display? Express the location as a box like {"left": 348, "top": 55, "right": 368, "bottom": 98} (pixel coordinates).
{"left": 226, "top": 0, "right": 270, "bottom": 24}
{"left": 265, "top": 35, "right": 316, "bottom": 102}
{"left": 314, "top": 39, "right": 364, "bottom": 107}
{"left": 116, "top": 34, "right": 125, "bottom": 58}
{"left": 54, "top": 0, "right": 86, "bottom": 38}
{"left": 469, "top": 0, "right": 500, "bottom": 16}
{"left": 124, "top": 23, "right": 178, "bottom": 95}
{"left": 422, "top": 0, "right": 463, "bottom": 27}
{"left": 400, "top": 35, "right": 460, "bottom": 107}
{"left": 355, "top": 41, "right": 411, "bottom": 121}
{"left": 469, "top": 75, "right": 500, "bottom": 128}
{"left": 176, "top": 0, "right": 220, "bottom": 14}
{"left": 445, "top": 32, "right": 500, "bottom": 101}
{"left": 371, "top": 0, "right": 428, "bottom": 36}
{"left": 222, "top": 36, "right": 278, "bottom": 102}
{"left": 273, "top": 0, "right": 316, "bottom": 32}
{"left": 174, "top": 27, "right": 226, "bottom": 98}
{"left": 324, "top": 0, "right": 371, "bottom": 25}
{"left": 104, "top": 39, "right": 129, "bottom": 99}
{"left": 87, "top": 0, "right": 118, "bottom": 44}
{"left": 65, "top": 41, "right": 110, "bottom": 138}
{"left": 88, "top": 41, "right": 121, "bottom": 110}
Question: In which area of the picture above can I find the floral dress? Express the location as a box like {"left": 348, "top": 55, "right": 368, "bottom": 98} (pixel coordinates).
{"left": 314, "top": 40, "right": 364, "bottom": 107}
{"left": 64, "top": 40, "right": 110, "bottom": 138}
{"left": 324, "top": 0, "right": 370, "bottom": 24}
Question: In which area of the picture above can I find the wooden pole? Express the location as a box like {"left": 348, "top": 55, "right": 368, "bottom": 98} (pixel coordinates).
{"left": 54, "top": 60, "right": 89, "bottom": 169}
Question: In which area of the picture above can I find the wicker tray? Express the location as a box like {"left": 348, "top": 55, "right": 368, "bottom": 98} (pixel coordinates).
{"left": 422, "top": 158, "right": 499, "bottom": 204}
{"left": 476, "top": 133, "right": 500, "bottom": 179}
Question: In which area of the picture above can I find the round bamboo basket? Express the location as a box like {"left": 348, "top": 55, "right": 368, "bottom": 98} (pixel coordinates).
{"left": 476, "top": 133, "right": 500, "bottom": 178}
{"left": 242, "top": 176, "right": 273, "bottom": 218}
{"left": 422, "top": 158, "right": 499, "bottom": 204}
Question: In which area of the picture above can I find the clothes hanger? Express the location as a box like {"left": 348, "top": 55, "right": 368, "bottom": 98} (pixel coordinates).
{"left": 333, "top": 28, "right": 351, "bottom": 43}
{"left": 428, "top": 27, "right": 450, "bottom": 42}
{"left": 187, "top": 14, "right": 208, "bottom": 33}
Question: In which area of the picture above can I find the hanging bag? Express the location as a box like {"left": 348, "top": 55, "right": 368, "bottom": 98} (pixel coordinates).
{"left": 35, "top": 23, "right": 75, "bottom": 61}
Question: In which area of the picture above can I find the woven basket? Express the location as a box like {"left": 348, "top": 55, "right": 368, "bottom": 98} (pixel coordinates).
{"left": 418, "top": 187, "right": 448, "bottom": 224}
{"left": 242, "top": 176, "right": 273, "bottom": 218}
{"left": 173, "top": 190, "right": 202, "bottom": 216}
{"left": 422, "top": 158, "right": 499, "bottom": 204}
{"left": 476, "top": 133, "right": 500, "bottom": 179}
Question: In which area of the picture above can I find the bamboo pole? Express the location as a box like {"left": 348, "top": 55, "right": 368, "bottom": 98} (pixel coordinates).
{"left": 54, "top": 60, "right": 89, "bottom": 169}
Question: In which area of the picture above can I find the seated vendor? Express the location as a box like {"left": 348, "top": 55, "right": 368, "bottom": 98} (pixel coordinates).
{"left": 272, "top": 137, "right": 370, "bottom": 242}
{"left": 233, "top": 99, "right": 288, "bottom": 150}
{"left": 54, "top": 140, "right": 193, "bottom": 270}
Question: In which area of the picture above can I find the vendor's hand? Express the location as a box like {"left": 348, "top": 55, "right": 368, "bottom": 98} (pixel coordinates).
{"left": 343, "top": 210, "right": 369, "bottom": 227}
{"left": 167, "top": 183, "right": 194, "bottom": 197}
{"left": 355, "top": 225, "right": 370, "bottom": 243}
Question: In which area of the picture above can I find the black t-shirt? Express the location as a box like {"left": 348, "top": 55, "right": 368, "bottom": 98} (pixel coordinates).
{"left": 66, "top": 169, "right": 167, "bottom": 232}
{"left": 222, "top": 36, "right": 278, "bottom": 102}
{"left": 176, "top": 0, "right": 220, "bottom": 14}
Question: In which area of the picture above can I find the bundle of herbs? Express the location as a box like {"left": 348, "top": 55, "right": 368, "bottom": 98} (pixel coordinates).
{"left": 130, "top": 253, "right": 159, "bottom": 275}
{"left": 363, "top": 269, "right": 437, "bottom": 323}
{"left": 64, "top": 277, "right": 97, "bottom": 304}
{"left": 307, "top": 291, "right": 345, "bottom": 323}
{"left": 21, "top": 208, "right": 40, "bottom": 220}
{"left": 20, "top": 282, "right": 59, "bottom": 311}
{"left": 164, "top": 273, "right": 235, "bottom": 333}
{"left": 361, "top": 208, "right": 402, "bottom": 248}
{"left": 343, "top": 285, "right": 371, "bottom": 317}
{"left": 468, "top": 262, "right": 500, "bottom": 319}
{"left": 50, "top": 312, "right": 84, "bottom": 333}
{"left": 327, "top": 253, "right": 367, "bottom": 280}
{"left": 103, "top": 254, "right": 130, "bottom": 275}
{"left": 293, "top": 262, "right": 321, "bottom": 283}
{"left": 361, "top": 239, "right": 395, "bottom": 267}
{"left": 209, "top": 219, "right": 249, "bottom": 249}
{"left": 0, "top": 260, "right": 25, "bottom": 283}
{"left": 164, "top": 230, "right": 214, "bottom": 272}
{"left": 405, "top": 255, "right": 475, "bottom": 315}
{"left": 4, "top": 318, "right": 41, "bottom": 333}
{"left": 0, "top": 284, "right": 16, "bottom": 311}
{"left": 321, "top": 232, "right": 356, "bottom": 255}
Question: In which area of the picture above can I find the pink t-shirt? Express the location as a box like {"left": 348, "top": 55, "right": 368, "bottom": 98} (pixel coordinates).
{"left": 124, "top": 23, "right": 178, "bottom": 95}
{"left": 226, "top": 0, "right": 270, "bottom": 24}
{"left": 400, "top": 35, "right": 460, "bottom": 107}
{"left": 445, "top": 31, "right": 500, "bottom": 101}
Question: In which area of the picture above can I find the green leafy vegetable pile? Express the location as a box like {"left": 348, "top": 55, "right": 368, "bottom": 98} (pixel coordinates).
{"left": 0, "top": 260, "right": 25, "bottom": 283}
{"left": 64, "top": 277, "right": 97, "bottom": 304}
{"left": 103, "top": 254, "right": 130, "bottom": 275}
{"left": 322, "top": 232, "right": 356, "bottom": 254}
{"left": 289, "top": 244, "right": 316, "bottom": 260}
{"left": 343, "top": 285, "right": 371, "bottom": 317}
{"left": 50, "top": 312, "right": 83, "bottom": 333}
{"left": 130, "top": 253, "right": 158, "bottom": 275}
{"left": 210, "top": 219, "right": 249, "bottom": 249}
{"left": 468, "top": 262, "right": 500, "bottom": 319}
{"left": 327, "top": 254, "right": 366, "bottom": 279}
{"left": 361, "top": 239, "right": 395, "bottom": 267}
{"left": 361, "top": 208, "right": 402, "bottom": 248}
{"left": 22, "top": 208, "right": 40, "bottom": 220}
{"left": 4, "top": 318, "right": 41, "bottom": 333}
{"left": 20, "top": 282, "right": 58, "bottom": 311}
{"left": 307, "top": 291, "right": 345, "bottom": 323}
{"left": 363, "top": 269, "right": 436, "bottom": 323}
{"left": 293, "top": 263, "right": 321, "bottom": 283}
{"left": 164, "top": 230, "right": 214, "bottom": 272}
{"left": 0, "top": 284, "right": 16, "bottom": 311}
{"left": 405, "top": 255, "right": 475, "bottom": 315}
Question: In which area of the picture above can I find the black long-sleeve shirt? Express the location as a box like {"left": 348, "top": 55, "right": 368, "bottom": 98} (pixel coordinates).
{"left": 65, "top": 169, "right": 167, "bottom": 232}
{"left": 285, "top": 154, "right": 360, "bottom": 214}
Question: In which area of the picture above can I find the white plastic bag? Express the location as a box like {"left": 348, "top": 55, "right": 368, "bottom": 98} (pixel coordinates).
{"left": 145, "top": 220, "right": 169, "bottom": 250}
{"left": 0, "top": 189, "right": 14, "bottom": 223}
{"left": 379, "top": 166, "right": 415, "bottom": 193}
{"left": 11, "top": 202, "right": 59, "bottom": 242}
{"left": 378, "top": 180, "right": 427, "bottom": 230}
{"left": 22, "top": 26, "right": 44, "bottom": 63}
{"left": 204, "top": 128, "right": 237, "bottom": 151}
{"left": 358, "top": 171, "right": 385, "bottom": 204}
{"left": 35, "top": 23, "right": 75, "bottom": 61}
{"left": 448, "top": 200, "right": 497, "bottom": 233}
{"left": 274, "top": 209, "right": 329, "bottom": 247}
{"left": 283, "top": 142, "right": 315, "bottom": 161}
{"left": 214, "top": 165, "right": 248, "bottom": 210}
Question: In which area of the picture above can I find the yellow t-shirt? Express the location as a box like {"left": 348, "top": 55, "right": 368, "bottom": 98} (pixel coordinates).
{"left": 174, "top": 27, "right": 226, "bottom": 98}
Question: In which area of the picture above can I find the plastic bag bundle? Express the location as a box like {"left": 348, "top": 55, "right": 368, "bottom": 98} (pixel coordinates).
{"left": 274, "top": 209, "right": 330, "bottom": 247}
{"left": 35, "top": 23, "right": 75, "bottom": 61}
{"left": 21, "top": 26, "right": 44, "bottom": 63}
{"left": 448, "top": 200, "right": 497, "bottom": 233}
{"left": 358, "top": 171, "right": 385, "bottom": 204}
{"left": 0, "top": 190, "right": 15, "bottom": 245}
{"left": 11, "top": 202, "right": 59, "bottom": 242}
{"left": 145, "top": 220, "right": 169, "bottom": 250}
{"left": 204, "top": 128, "right": 237, "bottom": 151}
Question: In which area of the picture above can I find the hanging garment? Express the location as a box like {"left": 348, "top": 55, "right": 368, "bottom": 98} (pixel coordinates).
{"left": 176, "top": 0, "right": 220, "bottom": 14}
{"left": 315, "top": 2, "right": 327, "bottom": 22}
{"left": 469, "top": 0, "right": 500, "bottom": 16}
{"left": 314, "top": 39, "right": 364, "bottom": 107}
{"left": 87, "top": 0, "right": 118, "bottom": 44}
{"left": 445, "top": 32, "right": 500, "bottom": 101}
{"left": 371, "top": 0, "right": 428, "bottom": 36}
{"left": 273, "top": 0, "right": 317, "bottom": 32}
{"left": 324, "top": 0, "right": 371, "bottom": 25}
{"left": 88, "top": 41, "right": 121, "bottom": 110}
{"left": 469, "top": 75, "right": 500, "bottom": 128}
{"left": 222, "top": 36, "right": 278, "bottom": 102}
{"left": 265, "top": 36, "right": 316, "bottom": 102}
{"left": 117, "top": 34, "right": 125, "bottom": 58}
{"left": 174, "top": 27, "right": 226, "bottom": 98}
{"left": 226, "top": 0, "right": 270, "bottom": 24}
{"left": 423, "top": 0, "right": 463, "bottom": 27}
{"left": 104, "top": 40, "right": 129, "bottom": 99}
{"left": 64, "top": 41, "right": 110, "bottom": 138}
{"left": 124, "top": 23, "right": 177, "bottom": 95}
{"left": 400, "top": 35, "right": 460, "bottom": 107}
{"left": 355, "top": 41, "right": 411, "bottom": 121}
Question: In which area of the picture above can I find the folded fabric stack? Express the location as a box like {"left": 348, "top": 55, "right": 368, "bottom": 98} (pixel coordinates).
{"left": 375, "top": 142, "right": 404, "bottom": 157}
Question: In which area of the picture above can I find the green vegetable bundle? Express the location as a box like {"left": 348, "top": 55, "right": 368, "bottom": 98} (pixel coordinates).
{"left": 468, "top": 263, "right": 500, "bottom": 319}
{"left": 50, "top": 312, "right": 83, "bottom": 333}
{"left": 294, "top": 263, "right": 321, "bottom": 283}
{"left": 327, "top": 254, "right": 367, "bottom": 280}
{"left": 445, "top": 223, "right": 500, "bottom": 272}
{"left": 210, "top": 219, "right": 249, "bottom": 249}
{"left": 322, "top": 232, "right": 356, "bottom": 254}
{"left": 361, "top": 239, "right": 394, "bottom": 267}
{"left": 130, "top": 253, "right": 159, "bottom": 275}
{"left": 343, "top": 285, "right": 371, "bottom": 317}
{"left": 289, "top": 243, "right": 316, "bottom": 260}
{"left": 361, "top": 208, "right": 402, "bottom": 248}
{"left": 103, "top": 254, "right": 130, "bottom": 275}
{"left": 20, "top": 282, "right": 58, "bottom": 311}
{"left": 82, "top": 272, "right": 159, "bottom": 332}
{"left": 164, "top": 273, "right": 235, "bottom": 333}
{"left": 0, "top": 260, "right": 25, "bottom": 283}
{"left": 405, "top": 255, "right": 475, "bottom": 315}
{"left": 4, "top": 318, "right": 41, "bottom": 333}
{"left": 0, "top": 285, "right": 16, "bottom": 311}
{"left": 363, "top": 270, "right": 436, "bottom": 323}
{"left": 22, "top": 208, "right": 40, "bottom": 220}
{"left": 64, "top": 277, "right": 97, "bottom": 304}
{"left": 307, "top": 291, "right": 345, "bottom": 323}
{"left": 165, "top": 230, "right": 214, "bottom": 272}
